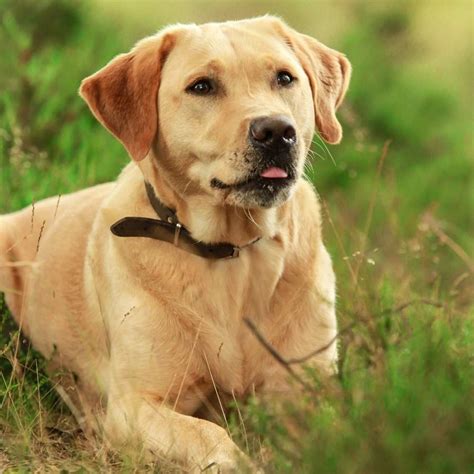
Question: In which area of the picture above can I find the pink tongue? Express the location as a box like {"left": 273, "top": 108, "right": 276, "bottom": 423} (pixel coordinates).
{"left": 260, "top": 167, "right": 288, "bottom": 179}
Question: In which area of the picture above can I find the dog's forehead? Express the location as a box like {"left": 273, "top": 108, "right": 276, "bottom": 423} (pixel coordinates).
{"left": 166, "top": 19, "right": 295, "bottom": 74}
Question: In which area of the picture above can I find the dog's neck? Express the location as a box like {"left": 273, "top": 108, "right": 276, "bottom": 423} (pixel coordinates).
{"left": 138, "top": 157, "right": 285, "bottom": 247}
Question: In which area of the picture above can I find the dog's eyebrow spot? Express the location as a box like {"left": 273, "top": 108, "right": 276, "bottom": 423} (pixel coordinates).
{"left": 260, "top": 55, "right": 299, "bottom": 76}
{"left": 185, "top": 59, "right": 226, "bottom": 84}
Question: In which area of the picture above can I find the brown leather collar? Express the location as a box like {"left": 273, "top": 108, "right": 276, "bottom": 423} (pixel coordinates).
{"left": 110, "top": 182, "right": 259, "bottom": 259}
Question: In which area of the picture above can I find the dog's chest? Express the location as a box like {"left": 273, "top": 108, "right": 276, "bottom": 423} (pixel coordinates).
{"left": 113, "top": 236, "right": 290, "bottom": 404}
{"left": 187, "top": 240, "right": 287, "bottom": 395}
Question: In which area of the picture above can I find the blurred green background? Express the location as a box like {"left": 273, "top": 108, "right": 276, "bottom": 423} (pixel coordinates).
{"left": 0, "top": 0, "right": 473, "bottom": 472}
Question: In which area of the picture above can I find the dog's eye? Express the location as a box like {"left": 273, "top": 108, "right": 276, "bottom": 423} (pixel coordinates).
{"left": 187, "top": 78, "right": 214, "bottom": 95}
{"left": 277, "top": 71, "right": 295, "bottom": 87}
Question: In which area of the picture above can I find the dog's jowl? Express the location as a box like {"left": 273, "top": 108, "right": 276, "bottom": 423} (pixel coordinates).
{"left": 0, "top": 16, "right": 351, "bottom": 472}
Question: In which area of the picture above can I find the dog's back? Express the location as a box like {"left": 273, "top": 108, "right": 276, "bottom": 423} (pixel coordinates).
{"left": 0, "top": 198, "right": 59, "bottom": 318}
{"left": 0, "top": 183, "right": 113, "bottom": 330}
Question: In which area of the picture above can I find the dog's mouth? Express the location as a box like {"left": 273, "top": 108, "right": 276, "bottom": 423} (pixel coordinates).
{"left": 211, "top": 165, "right": 296, "bottom": 192}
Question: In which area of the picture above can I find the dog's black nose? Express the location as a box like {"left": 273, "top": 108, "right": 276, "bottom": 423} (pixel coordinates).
{"left": 249, "top": 115, "right": 297, "bottom": 150}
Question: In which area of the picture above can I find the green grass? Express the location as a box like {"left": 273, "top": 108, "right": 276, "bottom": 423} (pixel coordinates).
{"left": 1, "top": 1, "right": 473, "bottom": 472}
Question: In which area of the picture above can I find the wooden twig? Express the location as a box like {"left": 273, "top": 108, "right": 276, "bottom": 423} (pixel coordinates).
{"left": 244, "top": 299, "right": 443, "bottom": 378}
{"left": 288, "top": 298, "right": 443, "bottom": 365}
{"left": 243, "top": 318, "right": 314, "bottom": 392}
{"left": 423, "top": 213, "right": 474, "bottom": 273}
{"left": 35, "top": 219, "right": 46, "bottom": 254}
{"left": 53, "top": 194, "right": 62, "bottom": 220}
{"left": 286, "top": 323, "right": 356, "bottom": 365}
{"left": 377, "top": 298, "right": 442, "bottom": 316}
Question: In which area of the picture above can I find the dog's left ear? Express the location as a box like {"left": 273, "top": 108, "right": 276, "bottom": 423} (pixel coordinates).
{"left": 80, "top": 31, "right": 176, "bottom": 161}
{"left": 284, "top": 28, "right": 351, "bottom": 144}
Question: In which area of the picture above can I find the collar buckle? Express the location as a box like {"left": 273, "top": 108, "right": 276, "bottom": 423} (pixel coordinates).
{"left": 225, "top": 247, "right": 240, "bottom": 259}
{"left": 173, "top": 222, "right": 182, "bottom": 246}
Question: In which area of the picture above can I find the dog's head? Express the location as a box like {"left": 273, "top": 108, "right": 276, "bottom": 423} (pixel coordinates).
{"left": 80, "top": 16, "right": 351, "bottom": 209}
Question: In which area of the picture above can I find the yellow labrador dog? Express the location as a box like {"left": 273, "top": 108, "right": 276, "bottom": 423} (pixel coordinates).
{"left": 0, "top": 16, "right": 350, "bottom": 472}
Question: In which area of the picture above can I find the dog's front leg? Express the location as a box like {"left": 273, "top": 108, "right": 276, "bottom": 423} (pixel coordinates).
{"left": 104, "top": 390, "right": 247, "bottom": 472}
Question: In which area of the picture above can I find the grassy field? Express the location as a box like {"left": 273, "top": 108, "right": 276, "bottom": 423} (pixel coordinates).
{"left": 1, "top": 1, "right": 473, "bottom": 472}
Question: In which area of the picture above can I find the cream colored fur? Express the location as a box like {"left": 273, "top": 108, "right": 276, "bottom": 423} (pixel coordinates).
{"left": 0, "top": 16, "right": 350, "bottom": 472}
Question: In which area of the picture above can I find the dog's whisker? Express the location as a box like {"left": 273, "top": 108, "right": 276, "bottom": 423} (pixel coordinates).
{"left": 313, "top": 133, "right": 337, "bottom": 166}
{"left": 244, "top": 208, "right": 262, "bottom": 231}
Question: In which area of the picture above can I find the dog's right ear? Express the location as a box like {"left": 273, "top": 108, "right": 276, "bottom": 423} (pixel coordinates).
{"left": 291, "top": 33, "right": 351, "bottom": 145}
{"left": 80, "top": 32, "right": 176, "bottom": 161}
{"left": 267, "top": 17, "right": 351, "bottom": 145}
